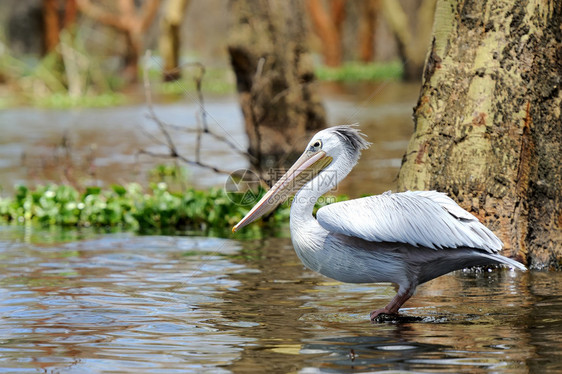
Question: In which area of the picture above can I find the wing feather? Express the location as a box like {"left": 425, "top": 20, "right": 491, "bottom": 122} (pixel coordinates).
{"left": 316, "top": 191, "right": 502, "bottom": 253}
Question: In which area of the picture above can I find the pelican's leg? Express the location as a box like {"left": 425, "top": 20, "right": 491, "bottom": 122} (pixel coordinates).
{"left": 370, "top": 286, "right": 414, "bottom": 321}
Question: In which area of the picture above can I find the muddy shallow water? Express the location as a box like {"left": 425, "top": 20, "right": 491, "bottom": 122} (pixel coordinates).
{"left": 0, "top": 226, "right": 561, "bottom": 373}
{"left": 1, "top": 82, "right": 561, "bottom": 372}
{"left": 0, "top": 82, "right": 419, "bottom": 197}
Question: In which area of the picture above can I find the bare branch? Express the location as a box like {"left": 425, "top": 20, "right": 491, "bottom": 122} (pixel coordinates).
{"left": 139, "top": 119, "right": 168, "bottom": 147}
{"left": 140, "top": 0, "right": 162, "bottom": 32}
{"left": 137, "top": 149, "right": 231, "bottom": 175}
{"left": 154, "top": 61, "right": 250, "bottom": 159}
{"left": 195, "top": 110, "right": 202, "bottom": 164}
{"left": 162, "top": 124, "right": 249, "bottom": 158}
{"left": 76, "top": 0, "right": 127, "bottom": 30}
{"left": 166, "top": 59, "right": 252, "bottom": 158}
{"left": 141, "top": 50, "right": 238, "bottom": 176}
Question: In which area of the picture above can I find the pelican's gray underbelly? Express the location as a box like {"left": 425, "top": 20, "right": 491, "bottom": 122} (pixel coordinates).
{"left": 291, "top": 232, "right": 407, "bottom": 284}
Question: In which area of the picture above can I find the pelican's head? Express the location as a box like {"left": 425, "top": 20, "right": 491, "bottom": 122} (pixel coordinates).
{"left": 232, "top": 125, "right": 370, "bottom": 232}
{"left": 310, "top": 124, "right": 371, "bottom": 169}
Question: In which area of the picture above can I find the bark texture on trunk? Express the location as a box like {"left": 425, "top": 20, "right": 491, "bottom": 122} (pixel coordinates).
{"left": 398, "top": 0, "right": 562, "bottom": 268}
{"left": 228, "top": 0, "right": 326, "bottom": 177}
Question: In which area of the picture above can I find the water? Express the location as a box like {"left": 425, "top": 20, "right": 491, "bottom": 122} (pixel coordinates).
{"left": 0, "top": 82, "right": 419, "bottom": 197}
{"left": 0, "top": 97, "right": 249, "bottom": 193}
{"left": 1, "top": 82, "right": 561, "bottom": 372}
{"left": 0, "top": 226, "right": 561, "bottom": 373}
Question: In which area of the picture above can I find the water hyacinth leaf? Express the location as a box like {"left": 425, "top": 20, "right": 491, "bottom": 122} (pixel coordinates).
{"left": 0, "top": 183, "right": 346, "bottom": 236}
{"left": 112, "top": 185, "right": 127, "bottom": 196}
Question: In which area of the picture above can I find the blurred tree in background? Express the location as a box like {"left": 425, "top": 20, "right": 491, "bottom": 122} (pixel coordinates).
{"left": 357, "top": 0, "right": 379, "bottom": 63}
{"left": 76, "top": 0, "right": 160, "bottom": 83}
{"left": 159, "top": 0, "right": 190, "bottom": 81}
{"left": 43, "top": 0, "right": 78, "bottom": 53}
{"left": 381, "top": 0, "right": 436, "bottom": 81}
{"left": 306, "top": 0, "right": 385, "bottom": 67}
{"left": 1, "top": 0, "right": 433, "bottom": 91}
{"left": 306, "top": 0, "right": 347, "bottom": 67}
{"left": 228, "top": 0, "right": 327, "bottom": 176}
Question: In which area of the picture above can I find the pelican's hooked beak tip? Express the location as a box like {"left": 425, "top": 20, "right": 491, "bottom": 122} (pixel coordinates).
{"left": 232, "top": 226, "right": 237, "bottom": 234}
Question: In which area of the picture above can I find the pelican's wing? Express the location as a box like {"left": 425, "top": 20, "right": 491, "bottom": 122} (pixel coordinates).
{"left": 316, "top": 191, "right": 502, "bottom": 253}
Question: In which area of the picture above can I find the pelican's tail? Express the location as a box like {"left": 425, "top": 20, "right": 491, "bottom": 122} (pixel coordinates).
{"left": 481, "top": 253, "right": 527, "bottom": 271}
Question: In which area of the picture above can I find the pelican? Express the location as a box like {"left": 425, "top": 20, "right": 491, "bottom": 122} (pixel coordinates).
{"left": 233, "top": 125, "right": 526, "bottom": 321}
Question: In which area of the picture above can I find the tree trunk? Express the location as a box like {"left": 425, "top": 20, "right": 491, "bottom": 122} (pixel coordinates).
{"left": 397, "top": 0, "right": 562, "bottom": 268}
{"left": 43, "top": 0, "right": 61, "bottom": 53}
{"left": 159, "top": 0, "right": 190, "bottom": 82}
{"left": 381, "top": 0, "right": 435, "bottom": 81}
{"left": 76, "top": 0, "right": 160, "bottom": 83}
{"left": 123, "top": 32, "right": 141, "bottom": 83}
{"left": 306, "top": 0, "right": 346, "bottom": 67}
{"left": 358, "top": 0, "right": 379, "bottom": 63}
{"left": 228, "top": 0, "right": 327, "bottom": 178}
{"left": 64, "top": 0, "right": 78, "bottom": 28}
{"left": 42, "top": 0, "right": 77, "bottom": 53}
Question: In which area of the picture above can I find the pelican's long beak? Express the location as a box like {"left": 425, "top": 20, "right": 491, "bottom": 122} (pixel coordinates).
{"left": 232, "top": 150, "right": 332, "bottom": 233}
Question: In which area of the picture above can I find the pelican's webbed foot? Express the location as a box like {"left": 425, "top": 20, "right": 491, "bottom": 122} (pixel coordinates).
{"left": 370, "top": 308, "right": 395, "bottom": 321}
{"left": 370, "top": 286, "right": 415, "bottom": 322}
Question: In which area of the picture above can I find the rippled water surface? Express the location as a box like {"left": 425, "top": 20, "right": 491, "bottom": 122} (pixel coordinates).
{"left": 1, "top": 82, "right": 561, "bottom": 372}
{"left": 1, "top": 226, "right": 561, "bottom": 373}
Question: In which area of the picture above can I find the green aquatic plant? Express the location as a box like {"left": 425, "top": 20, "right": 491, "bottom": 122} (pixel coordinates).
{"left": 154, "top": 67, "right": 236, "bottom": 97}
{"left": 32, "top": 92, "right": 127, "bottom": 108}
{"left": 0, "top": 183, "right": 347, "bottom": 236}
{"left": 315, "top": 61, "right": 403, "bottom": 82}
{"left": 0, "top": 29, "right": 128, "bottom": 109}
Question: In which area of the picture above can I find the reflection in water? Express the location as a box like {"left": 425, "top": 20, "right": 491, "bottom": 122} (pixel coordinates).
{"left": 217, "top": 238, "right": 562, "bottom": 373}
{"left": 0, "top": 81, "right": 560, "bottom": 372}
{"left": 0, "top": 227, "right": 561, "bottom": 372}
{"left": 0, "top": 231, "right": 253, "bottom": 372}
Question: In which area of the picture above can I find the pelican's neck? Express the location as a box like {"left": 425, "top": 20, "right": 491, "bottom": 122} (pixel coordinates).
{"left": 289, "top": 183, "right": 328, "bottom": 268}
{"left": 289, "top": 155, "right": 354, "bottom": 227}
{"left": 288, "top": 152, "right": 357, "bottom": 272}
{"left": 290, "top": 187, "right": 321, "bottom": 226}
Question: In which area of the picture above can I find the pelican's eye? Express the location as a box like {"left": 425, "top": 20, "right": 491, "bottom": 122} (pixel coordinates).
{"left": 310, "top": 140, "right": 322, "bottom": 151}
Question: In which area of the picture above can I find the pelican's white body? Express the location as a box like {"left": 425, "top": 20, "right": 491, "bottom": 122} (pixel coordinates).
{"left": 288, "top": 126, "right": 524, "bottom": 301}
{"left": 234, "top": 125, "right": 526, "bottom": 318}
{"left": 290, "top": 187, "right": 524, "bottom": 293}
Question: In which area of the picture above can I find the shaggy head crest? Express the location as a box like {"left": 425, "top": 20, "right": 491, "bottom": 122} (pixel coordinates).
{"left": 328, "top": 124, "right": 371, "bottom": 153}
